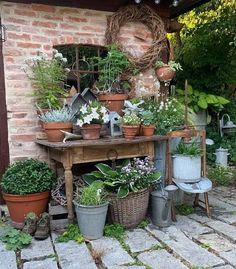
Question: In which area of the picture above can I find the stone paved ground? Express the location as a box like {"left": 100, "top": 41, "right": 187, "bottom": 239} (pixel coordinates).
{"left": 1, "top": 186, "right": 236, "bottom": 269}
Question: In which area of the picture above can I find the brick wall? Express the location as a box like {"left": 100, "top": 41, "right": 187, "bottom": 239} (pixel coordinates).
{"left": 1, "top": 1, "right": 167, "bottom": 162}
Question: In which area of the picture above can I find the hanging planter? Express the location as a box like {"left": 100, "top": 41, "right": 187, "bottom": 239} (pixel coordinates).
{"left": 154, "top": 60, "right": 182, "bottom": 82}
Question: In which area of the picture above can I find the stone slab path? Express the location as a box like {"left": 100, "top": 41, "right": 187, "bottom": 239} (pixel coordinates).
{"left": 1, "top": 186, "right": 236, "bottom": 269}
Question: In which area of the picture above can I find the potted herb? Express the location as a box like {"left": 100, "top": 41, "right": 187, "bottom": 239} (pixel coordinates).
{"left": 140, "top": 110, "right": 155, "bottom": 136}
{"left": 155, "top": 60, "right": 182, "bottom": 82}
{"left": 93, "top": 44, "right": 134, "bottom": 114}
{"left": 83, "top": 157, "right": 161, "bottom": 228}
{"left": 39, "top": 106, "right": 76, "bottom": 142}
{"left": 76, "top": 100, "right": 109, "bottom": 140}
{"left": 1, "top": 159, "right": 55, "bottom": 228}
{"left": 172, "top": 141, "right": 201, "bottom": 183}
{"left": 73, "top": 182, "right": 108, "bottom": 239}
{"left": 119, "top": 112, "right": 141, "bottom": 139}
{"left": 25, "top": 50, "right": 70, "bottom": 110}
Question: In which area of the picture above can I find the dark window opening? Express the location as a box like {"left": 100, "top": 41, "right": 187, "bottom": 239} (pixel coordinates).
{"left": 55, "top": 45, "right": 107, "bottom": 93}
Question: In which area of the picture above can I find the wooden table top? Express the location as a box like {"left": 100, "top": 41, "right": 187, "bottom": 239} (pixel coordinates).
{"left": 35, "top": 135, "right": 169, "bottom": 149}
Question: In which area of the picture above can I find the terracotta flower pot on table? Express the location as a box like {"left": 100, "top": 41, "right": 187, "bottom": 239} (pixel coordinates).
{"left": 80, "top": 124, "right": 102, "bottom": 140}
{"left": 43, "top": 122, "right": 73, "bottom": 142}
{"left": 141, "top": 124, "right": 155, "bottom": 136}
{"left": 122, "top": 125, "right": 140, "bottom": 139}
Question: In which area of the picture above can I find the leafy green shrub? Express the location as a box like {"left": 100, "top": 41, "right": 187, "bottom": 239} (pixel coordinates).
{"left": 0, "top": 227, "right": 32, "bottom": 250}
{"left": 1, "top": 159, "right": 56, "bottom": 194}
{"left": 208, "top": 165, "right": 236, "bottom": 186}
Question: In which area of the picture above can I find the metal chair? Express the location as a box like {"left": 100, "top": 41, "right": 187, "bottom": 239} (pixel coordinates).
{"left": 167, "top": 129, "right": 212, "bottom": 217}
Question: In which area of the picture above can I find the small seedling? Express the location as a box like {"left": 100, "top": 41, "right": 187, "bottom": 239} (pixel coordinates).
{"left": 56, "top": 224, "right": 84, "bottom": 244}
{"left": 138, "top": 219, "right": 150, "bottom": 229}
{"left": 176, "top": 204, "right": 194, "bottom": 215}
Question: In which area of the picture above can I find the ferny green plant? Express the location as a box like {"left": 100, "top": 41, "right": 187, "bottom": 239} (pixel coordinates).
{"left": 140, "top": 110, "right": 154, "bottom": 126}
{"left": 93, "top": 44, "right": 134, "bottom": 93}
{"left": 56, "top": 224, "right": 84, "bottom": 244}
{"left": 25, "top": 49, "right": 70, "bottom": 109}
{"left": 1, "top": 159, "right": 56, "bottom": 195}
{"left": 208, "top": 165, "right": 236, "bottom": 186}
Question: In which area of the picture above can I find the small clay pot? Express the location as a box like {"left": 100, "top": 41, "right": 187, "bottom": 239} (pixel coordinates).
{"left": 155, "top": 66, "right": 176, "bottom": 82}
{"left": 80, "top": 124, "right": 102, "bottom": 140}
{"left": 98, "top": 93, "right": 128, "bottom": 115}
{"left": 142, "top": 124, "right": 155, "bottom": 136}
{"left": 122, "top": 125, "right": 140, "bottom": 139}
{"left": 43, "top": 122, "right": 73, "bottom": 142}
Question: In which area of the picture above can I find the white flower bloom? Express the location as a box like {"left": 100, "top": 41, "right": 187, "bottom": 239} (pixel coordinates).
{"left": 54, "top": 53, "right": 63, "bottom": 59}
{"left": 102, "top": 114, "right": 109, "bottom": 123}
{"left": 84, "top": 115, "right": 92, "bottom": 124}
{"left": 53, "top": 49, "right": 58, "bottom": 54}
{"left": 91, "top": 111, "right": 99, "bottom": 119}
{"left": 77, "top": 119, "right": 83, "bottom": 127}
{"left": 91, "top": 107, "right": 98, "bottom": 113}
{"left": 100, "top": 106, "right": 107, "bottom": 114}
{"left": 80, "top": 105, "right": 88, "bottom": 114}
{"left": 61, "top": 57, "right": 67, "bottom": 63}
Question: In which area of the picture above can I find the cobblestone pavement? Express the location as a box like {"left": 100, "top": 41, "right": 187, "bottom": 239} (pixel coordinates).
{"left": 1, "top": 186, "right": 236, "bottom": 269}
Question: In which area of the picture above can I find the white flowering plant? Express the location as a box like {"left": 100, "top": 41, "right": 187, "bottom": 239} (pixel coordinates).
{"left": 25, "top": 50, "right": 70, "bottom": 109}
{"left": 141, "top": 98, "right": 184, "bottom": 134}
{"left": 83, "top": 157, "right": 161, "bottom": 198}
{"left": 76, "top": 100, "right": 109, "bottom": 127}
{"left": 119, "top": 112, "right": 141, "bottom": 126}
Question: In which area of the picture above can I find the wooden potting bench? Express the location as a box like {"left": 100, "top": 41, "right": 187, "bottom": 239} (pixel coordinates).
{"left": 36, "top": 135, "right": 169, "bottom": 223}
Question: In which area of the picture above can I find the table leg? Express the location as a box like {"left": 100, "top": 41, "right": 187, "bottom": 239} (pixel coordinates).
{"left": 64, "top": 165, "right": 74, "bottom": 223}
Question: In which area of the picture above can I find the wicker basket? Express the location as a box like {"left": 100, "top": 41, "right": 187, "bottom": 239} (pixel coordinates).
{"left": 108, "top": 188, "right": 149, "bottom": 228}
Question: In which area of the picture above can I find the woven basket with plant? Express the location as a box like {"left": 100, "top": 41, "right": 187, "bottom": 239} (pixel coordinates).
{"left": 83, "top": 157, "right": 161, "bottom": 228}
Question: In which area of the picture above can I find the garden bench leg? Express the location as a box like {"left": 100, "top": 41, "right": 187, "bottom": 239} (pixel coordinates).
{"left": 193, "top": 193, "right": 211, "bottom": 217}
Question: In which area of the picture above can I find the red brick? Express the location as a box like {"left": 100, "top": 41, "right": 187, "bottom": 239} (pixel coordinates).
{"left": 10, "top": 134, "right": 36, "bottom": 141}
{"left": 66, "top": 16, "right": 87, "bottom": 23}
{"left": 17, "top": 42, "right": 41, "bottom": 49}
{"left": 3, "top": 48, "right": 25, "bottom": 57}
{"left": 82, "top": 26, "right": 103, "bottom": 32}
{"left": 6, "top": 74, "right": 28, "bottom": 80}
{"left": 41, "top": 29, "right": 60, "bottom": 36}
{"left": 5, "top": 57, "right": 15, "bottom": 64}
{"left": 14, "top": 9, "right": 37, "bottom": 17}
{"left": 8, "top": 33, "right": 31, "bottom": 41}
{"left": 12, "top": 113, "right": 28, "bottom": 118}
{"left": 5, "top": 17, "right": 29, "bottom": 25}
{"left": 41, "top": 14, "right": 63, "bottom": 21}
{"left": 32, "top": 4, "right": 56, "bottom": 12}
{"left": 32, "top": 21, "right": 57, "bottom": 28}
{"left": 32, "top": 35, "right": 49, "bottom": 43}
{"left": 60, "top": 23, "right": 79, "bottom": 30}
{"left": 59, "top": 8, "right": 80, "bottom": 14}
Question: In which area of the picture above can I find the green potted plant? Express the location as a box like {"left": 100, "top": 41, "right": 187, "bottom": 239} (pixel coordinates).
{"left": 140, "top": 110, "right": 155, "bottom": 136}
{"left": 83, "top": 157, "right": 161, "bottom": 228}
{"left": 176, "top": 85, "right": 230, "bottom": 129}
{"left": 154, "top": 60, "right": 183, "bottom": 82}
{"left": 172, "top": 141, "right": 201, "bottom": 183}
{"left": 93, "top": 44, "right": 134, "bottom": 114}
{"left": 25, "top": 49, "right": 70, "bottom": 110}
{"left": 39, "top": 106, "right": 76, "bottom": 142}
{"left": 73, "top": 182, "right": 108, "bottom": 240}
{"left": 76, "top": 100, "right": 109, "bottom": 140}
{"left": 119, "top": 112, "right": 141, "bottom": 139}
{"left": 1, "top": 159, "right": 55, "bottom": 228}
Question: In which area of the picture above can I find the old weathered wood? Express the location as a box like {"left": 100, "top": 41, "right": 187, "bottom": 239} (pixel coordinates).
{"left": 0, "top": 17, "right": 9, "bottom": 204}
{"left": 36, "top": 135, "right": 168, "bottom": 222}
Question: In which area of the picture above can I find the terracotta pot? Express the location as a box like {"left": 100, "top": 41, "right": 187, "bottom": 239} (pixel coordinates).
{"left": 98, "top": 93, "right": 128, "bottom": 115}
{"left": 43, "top": 122, "right": 73, "bottom": 142}
{"left": 155, "top": 66, "right": 176, "bottom": 82}
{"left": 3, "top": 191, "right": 50, "bottom": 228}
{"left": 122, "top": 125, "right": 140, "bottom": 139}
{"left": 142, "top": 124, "right": 155, "bottom": 136}
{"left": 80, "top": 124, "right": 102, "bottom": 140}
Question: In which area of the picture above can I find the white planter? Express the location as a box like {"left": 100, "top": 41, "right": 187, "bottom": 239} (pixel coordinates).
{"left": 172, "top": 154, "right": 201, "bottom": 183}
{"left": 195, "top": 110, "right": 207, "bottom": 130}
